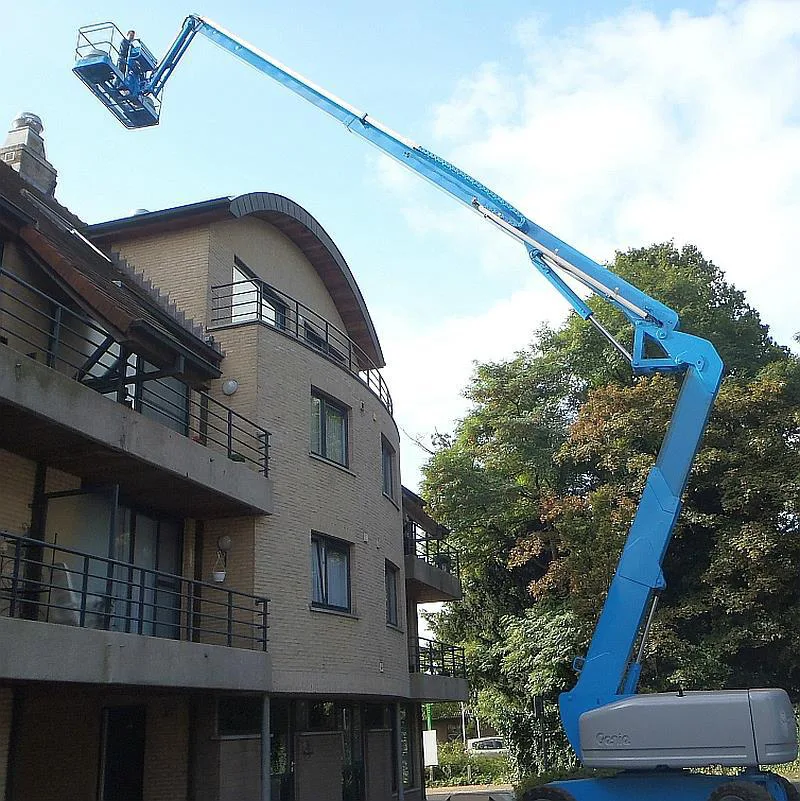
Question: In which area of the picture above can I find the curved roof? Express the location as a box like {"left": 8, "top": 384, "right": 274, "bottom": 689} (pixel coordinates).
{"left": 87, "top": 192, "right": 385, "bottom": 367}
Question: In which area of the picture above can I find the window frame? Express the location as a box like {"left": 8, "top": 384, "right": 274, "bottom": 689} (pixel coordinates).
{"left": 311, "top": 389, "right": 349, "bottom": 467}
{"left": 310, "top": 531, "right": 352, "bottom": 612}
{"left": 381, "top": 436, "right": 395, "bottom": 499}
{"left": 385, "top": 560, "right": 399, "bottom": 627}
{"left": 231, "top": 256, "right": 287, "bottom": 329}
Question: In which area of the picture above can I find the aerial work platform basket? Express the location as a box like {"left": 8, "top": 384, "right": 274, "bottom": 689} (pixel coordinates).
{"left": 72, "top": 23, "right": 161, "bottom": 128}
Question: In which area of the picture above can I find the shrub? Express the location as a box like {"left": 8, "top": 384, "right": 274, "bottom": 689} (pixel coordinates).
{"left": 427, "top": 740, "right": 511, "bottom": 786}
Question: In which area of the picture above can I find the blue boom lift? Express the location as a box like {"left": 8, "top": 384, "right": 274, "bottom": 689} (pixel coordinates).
{"left": 73, "top": 16, "right": 799, "bottom": 801}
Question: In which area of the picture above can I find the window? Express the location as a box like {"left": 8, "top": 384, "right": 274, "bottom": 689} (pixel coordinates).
{"left": 311, "top": 390, "right": 348, "bottom": 466}
{"left": 303, "top": 320, "right": 345, "bottom": 364}
{"left": 307, "top": 701, "right": 337, "bottom": 731}
{"left": 391, "top": 704, "right": 418, "bottom": 791}
{"left": 217, "top": 696, "right": 262, "bottom": 737}
{"left": 135, "top": 358, "right": 189, "bottom": 435}
{"left": 385, "top": 561, "right": 399, "bottom": 626}
{"left": 303, "top": 320, "right": 326, "bottom": 351}
{"left": 311, "top": 533, "right": 351, "bottom": 611}
{"left": 232, "top": 257, "right": 286, "bottom": 328}
{"left": 381, "top": 437, "right": 395, "bottom": 498}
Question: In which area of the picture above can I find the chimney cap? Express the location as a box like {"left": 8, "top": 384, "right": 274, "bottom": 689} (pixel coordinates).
{"left": 12, "top": 112, "right": 44, "bottom": 135}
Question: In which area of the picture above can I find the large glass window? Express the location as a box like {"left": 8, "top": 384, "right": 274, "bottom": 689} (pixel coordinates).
{"left": 136, "top": 360, "right": 189, "bottom": 435}
{"left": 42, "top": 490, "right": 182, "bottom": 637}
{"left": 391, "top": 705, "right": 417, "bottom": 791}
{"left": 311, "top": 533, "right": 351, "bottom": 611}
{"left": 381, "top": 436, "right": 395, "bottom": 498}
{"left": 311, "top": 390, "right": 348, "bottom": 466}
{"left": 303, "top": 320, "right": 345, "bottom": 364}
{"left": 270, "top": 700, "right": 293, "bottom": 801}
{"left": 385, "top": 561, "right": 398, "bottom": 626}
{"left": 400, "top": 705, "right": 416, "bottom": 789}
{"left": 232, "top": 257, "right": 286, "bottom": 328}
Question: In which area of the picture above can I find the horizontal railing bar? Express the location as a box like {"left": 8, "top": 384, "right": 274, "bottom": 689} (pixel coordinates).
{"left": 1, "top": 268, "right": 271, "bottom": 476}
{"left": 408, "top": 635, "right": 467, "bottom": 678}
{"left": 1, "top": 531, "right": 269, "bottom": 651}
{"left": 5, "top": 534, "right": 267, "bottom": 602}
{"left": 211, "top": 277, "right": 393, "bottom": 414}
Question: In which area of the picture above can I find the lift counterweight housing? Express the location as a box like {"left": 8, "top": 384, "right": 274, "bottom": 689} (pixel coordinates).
{"left": 72, "top": 14, "right": 799, "bottom": 801}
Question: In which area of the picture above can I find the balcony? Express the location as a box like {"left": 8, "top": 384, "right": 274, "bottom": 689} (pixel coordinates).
{"left": 403, "top": 520, "right": 462, "bottom": 602}
{"left": 0, "top": 530, "right": 272, "bottom": 690}
{"left": 0, "top": 268, "right": 273, "bottom": 517}
{"left": 211, "top": 278, "right": 393, "bottom": 414}
{"left": 408, "top": 636, "right": 468, "bottom": 702}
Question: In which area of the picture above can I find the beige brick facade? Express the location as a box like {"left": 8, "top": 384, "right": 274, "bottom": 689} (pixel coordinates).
{"left": 0, "top": 186, "right": 458, "bottom": 801}
{"left": 110, "top": 211, "right": 408, "bottom": 699}
{"left": 9, "top": 688, "right": 190, "bottom": 801}
{"left": 0, "top": 450, "right": 36, "bottom": 534}
{"left": 143, "top": 697, "right": 190, "bottom": 801}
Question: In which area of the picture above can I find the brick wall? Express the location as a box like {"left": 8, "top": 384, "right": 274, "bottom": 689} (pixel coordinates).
{"left": 191, "top": 696, "right": 221, "bottom": 801}
{"left": 12, "top": 688, "right": 100, "bottom": 801}
{"left": 249, "top": 319, "right": 408, "bottom": 696}
{"left": 0, "top": 450, "right": 35, "bottom": 534}
{"left": 11, "top": 687, "right": 191, "bottom": 801}
{"left": 0, "top": 687, "right": 12, "bottom": 801}
{"left": 111, "top": 227, "right": 212, "bottom": 330}
{"left": 144, "top": 697, "right": 190, "bottom": 801}
{"left": 0, "top": 453, "right": 82, "bottom": 537}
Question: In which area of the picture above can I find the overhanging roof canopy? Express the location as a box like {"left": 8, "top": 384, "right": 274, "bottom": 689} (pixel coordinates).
{"left": 0, "top": 162, "right": 222, "bottom": 383}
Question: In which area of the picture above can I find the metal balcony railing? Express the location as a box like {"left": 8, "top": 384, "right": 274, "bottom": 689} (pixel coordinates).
{"left": 0, "top": 531, "right": 269, "bottom": 650}
{"left": 403, "top": 520, "right": 460, "bottom": 579}
{"left": 211, "top": 278, "right": 393, "bottom": 414}
{"left": 0, "top": 268, "right": 270, "bottom": 475}
{"left": 409, "top": 637, "right": 466, "bottom": 678}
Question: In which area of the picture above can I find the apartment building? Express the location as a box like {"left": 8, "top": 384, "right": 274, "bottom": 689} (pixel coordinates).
{"left": 0, "top": 113, "right": 466, "bottom": 801}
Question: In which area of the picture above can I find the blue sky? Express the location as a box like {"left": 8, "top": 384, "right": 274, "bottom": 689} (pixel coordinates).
{"left": 3, "top": 0, "right": 799, "bottom": 489}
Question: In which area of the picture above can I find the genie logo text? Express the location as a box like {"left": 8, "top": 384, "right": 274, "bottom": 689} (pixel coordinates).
{"left": 596, "top": 732, "right": 631, "bottom": 747}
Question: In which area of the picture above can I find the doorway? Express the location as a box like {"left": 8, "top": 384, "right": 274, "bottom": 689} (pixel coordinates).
{"left": 99, "top": 705, "right": 146, "bottom": 801}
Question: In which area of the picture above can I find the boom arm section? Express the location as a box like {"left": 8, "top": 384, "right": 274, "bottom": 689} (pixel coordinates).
{"left": 73, "top": 15, "right": 724, "bottom": 758}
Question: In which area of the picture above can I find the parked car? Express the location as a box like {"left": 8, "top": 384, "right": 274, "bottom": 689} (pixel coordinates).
{"left": 466, "top": 737, "right": 508, "bottom": 756}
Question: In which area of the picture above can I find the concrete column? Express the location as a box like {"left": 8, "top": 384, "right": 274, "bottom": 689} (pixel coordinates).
{"left": 261, "top": 694, "right": 271, "bottom": 801}
{"left": 394, "top": 703, "right": 405, "bottom": 801}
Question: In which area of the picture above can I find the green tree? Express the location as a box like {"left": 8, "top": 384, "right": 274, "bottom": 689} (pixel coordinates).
{"left": 422, "top": 243, "right": 800, "bottom": 774}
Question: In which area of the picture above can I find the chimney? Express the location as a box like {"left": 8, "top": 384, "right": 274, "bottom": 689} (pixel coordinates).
{"left": 0, "top": 112, "right": 58, "bottom": 196}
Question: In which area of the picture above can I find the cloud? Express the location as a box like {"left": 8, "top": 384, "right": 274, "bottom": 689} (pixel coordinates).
{"left": 379, "top": 0, "right": 800, "bottom": 489}
{"left": 433, "top": 1, "right": 800, "bottom": 338}
{"left": 383, "top": 279, "right": 572, "bottom": 488}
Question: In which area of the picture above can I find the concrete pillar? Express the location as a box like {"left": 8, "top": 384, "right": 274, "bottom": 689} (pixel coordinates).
{"left": 260, "top": 694, "right": 271, "bottom": 801}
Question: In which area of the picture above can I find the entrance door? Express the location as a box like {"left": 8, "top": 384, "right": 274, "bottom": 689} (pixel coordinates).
{"left": 129, "top": 514, "right": 181, "bottom": 638}
{"left": 100, "top": 705, "right": 146, "bottom": 801}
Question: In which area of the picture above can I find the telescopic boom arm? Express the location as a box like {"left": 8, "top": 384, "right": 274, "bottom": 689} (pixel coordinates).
{"left": 73, "top": 20, "right": 799, "bottom": 796}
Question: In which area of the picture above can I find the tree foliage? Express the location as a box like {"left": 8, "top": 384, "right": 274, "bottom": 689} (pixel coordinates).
{"left": 422, "top": 243, "right": 800, "bottom": 771}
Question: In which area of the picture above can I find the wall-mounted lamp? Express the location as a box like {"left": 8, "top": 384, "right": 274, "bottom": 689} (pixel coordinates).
{"left": 212, "top": 535, "right": 233, "bottom": 582}
{"left": 221, "top": 378, "right": 239, "bottom": 396}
